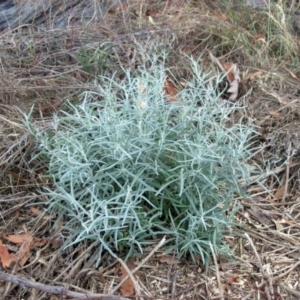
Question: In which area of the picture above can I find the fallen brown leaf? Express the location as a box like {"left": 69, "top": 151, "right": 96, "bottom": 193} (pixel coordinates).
{"left": 274, "top": 184, "right": 285, "bottom": 199}
{"left": 164, "top": 78, "right": 178, "bottom": 103}
{"left": 253, "top": 34, "right": 266, "bottom": 42}
{"left": 32, "top": 238, "right": 48, "bottom": 248}
{"left": 284, "top": 67, "right": 298, "bottom": 79}
{"left": 119, "top": 257, "right": 136, "bottom": 297}
{"left": 30, "top": 207, "right": 53, "bottom": 220}
{"left": 0, "top": 239, "right": 13, "bottom": 268}
{"left": 12, "top": 236, "right": 33, "bottom": 268}
{"left": 120, "top": 265, "right": 135, "bottom": 297}
{"left": 220, "top": 62, "right": 235, "bottom": 82}
{"left": 3, "top": 233, "right": 44, "bottom": 267}
{"left": 30, "top": 207, "right": 43, "bottom": 216}
{"left": 3, "top": 232, "right": 32, "bottom": 244}
{"left": 242, "top": 71, "right": 263, "bottom": 83}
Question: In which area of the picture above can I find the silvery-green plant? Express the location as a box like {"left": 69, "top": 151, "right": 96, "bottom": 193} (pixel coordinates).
{"left": 25, "top": 54, "right": 257, "bottom": 266}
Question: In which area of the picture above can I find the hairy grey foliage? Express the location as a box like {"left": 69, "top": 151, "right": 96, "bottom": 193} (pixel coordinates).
{"left": 23, "top": 54, "right": 258, "bottom": 266}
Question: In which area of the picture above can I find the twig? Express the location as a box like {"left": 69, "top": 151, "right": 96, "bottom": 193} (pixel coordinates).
{"left": 245, "top": 227, "right": 300, "bottom": 247}
{"left": 238, "top": 162, "right": 300, "bottom": 185}
{"left": 273, "top": 260, "right": 300, "bottom": 281}
{"left": 0, "top": 271, "right": 130, "bottom": 300}
{"left": 54, "top": 241, "right": 98, "bottom": 282}
{"left": 118, "top": 258, "right": 141, "bottom": 297}
{"left": 241, "top": 291, "right": 255, "bottom": 300}
{"left": 0, "top": 115, "right": 25, "bottom": 128}
{"left": 206, "top": 49, "right": 226, "bottom": 73}
{"left": 209, "top": 242, "right": 224, "bottom": 300}
{"left": 282, "top": 142, "right": 292, "bottom": 203}
{"left": 279, "top": 283, "right": 300, "bottom": 297}
{"left": 111, "top": 236, "right": 166, "bottom": 294}
{"left": 244, "top": 233, "right": 264, "bottom": 277}
{"left": 171, "top": 271, "right": 178, "bottom": 300}
{"left": 244, "top": 233, "right": 272, "bottom": 300}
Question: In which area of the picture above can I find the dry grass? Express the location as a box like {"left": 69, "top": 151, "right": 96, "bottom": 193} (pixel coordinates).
{"left": 1, "top": 0, "right": 300, "bottom": 299}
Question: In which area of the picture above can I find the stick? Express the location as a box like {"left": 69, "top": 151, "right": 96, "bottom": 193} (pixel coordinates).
{"left": 0, "top": 271, "right": 130, "bottom": 300}
{"left": 118, "top": 258, "right": 141, "bottom": 297}
{"left": 238, "top": 162, "right": 300, "bottom": 185}
{"left": 209, "top": 242, "right": 224, "bottom": 300}
{"left": 282, "top": 142, "right": 292, "bottom": 203}
{"left": 112, "top": 236, "right": 166, "bottom": 294}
